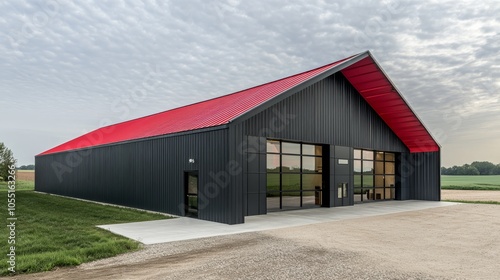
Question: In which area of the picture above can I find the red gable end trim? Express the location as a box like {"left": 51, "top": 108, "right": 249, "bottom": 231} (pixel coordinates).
{"left": 341, "top": 56, "right": 439, "bottom": 153}
{"left": 39, "top": 56, "right": 352, "bottom": 155}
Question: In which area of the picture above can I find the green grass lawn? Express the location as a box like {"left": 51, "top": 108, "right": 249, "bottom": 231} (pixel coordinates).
{"left": 441, "top": 175, "right": 500, "bottom": 190}
{"left": 0, "top": 180, "right": 34, "bottom": 191}
{"left": 0, "top": 181, "right": 170, "bottom": 275}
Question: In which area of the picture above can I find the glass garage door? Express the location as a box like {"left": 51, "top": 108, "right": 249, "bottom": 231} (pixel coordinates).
{"left": 353, "top": 149, "right": 396, "bottom": 203}
{"left": 266, "top": 140, "right": 324, "bottom": 211}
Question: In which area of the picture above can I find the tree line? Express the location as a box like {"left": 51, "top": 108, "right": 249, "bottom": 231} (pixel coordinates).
{"left": 441, "top": 161, "right": 500, "bottom": 175}
{"left": 18, "top": 164, "right": 35, "bottom": 170}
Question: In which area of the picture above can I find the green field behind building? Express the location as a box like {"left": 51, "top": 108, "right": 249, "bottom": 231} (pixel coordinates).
{"left": 441, "top": 175, "right": 500, "bottom": 190}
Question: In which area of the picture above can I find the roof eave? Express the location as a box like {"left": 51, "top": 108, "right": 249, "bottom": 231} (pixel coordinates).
{"left": 365, "top": 51, "right": 441, "bottom": 149}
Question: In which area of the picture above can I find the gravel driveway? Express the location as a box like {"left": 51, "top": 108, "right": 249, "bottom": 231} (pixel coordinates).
{"left": 11, "top": 203, "right": 500, "bottom": 280}
{"left": 441, "top": 189, "right": 500, "bottom": 202}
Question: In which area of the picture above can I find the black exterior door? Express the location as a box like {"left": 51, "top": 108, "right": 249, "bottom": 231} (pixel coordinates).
{"left": 336, "top": 181, "right": 351, "bottom": 206}
{"left": 184, "top": 171, "right": 199, "bottom": 217}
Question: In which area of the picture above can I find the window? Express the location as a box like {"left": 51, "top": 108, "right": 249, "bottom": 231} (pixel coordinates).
{"left": 302, "top": 156, "right": 322, "bottom": 173}
{"left": 282, "top": 142, "right": 300, "bottom": 154}
{"left": 266, "top": 140, "right": 323, "bottom": 211}
{"left": 338, "top": 183, "right": 348, "bottom": 198}
{"left": 266, "top": 140, "right": 280, "bottom": 153}
{"left": 266, "top": 154, "right": 280, "bottom": 172}
{"left": 353, "top": 149, "right": 397, "bottom": 202}
{"left": 282, "top": 155, "right": 300, "bottom": 172}
{"left": 303, "top": 144, "right": 322, "bottom": 156}
{"left": 354, "top": 149, "right": 362, "bottom": 159}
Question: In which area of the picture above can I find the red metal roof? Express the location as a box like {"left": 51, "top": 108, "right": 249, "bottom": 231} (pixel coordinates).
{"left": 341, "top": 56, "right": 439, "bottom": 153}
{"left": 39, "top": 56, "right": 352, "bottom": 155}
{"left": 40, "top": 52, "right": 439, "bottom": 155}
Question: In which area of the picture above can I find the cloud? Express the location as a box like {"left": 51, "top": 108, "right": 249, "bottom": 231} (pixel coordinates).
{"left": 0, "top": 0, "right": 499, "bottom": 166}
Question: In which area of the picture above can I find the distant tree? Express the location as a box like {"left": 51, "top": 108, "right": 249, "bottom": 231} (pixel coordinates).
{"left": 18, "top": 164, "right": 35, "bottom": 170}
{"left": 0, "top": 142, "right": 16, "bottom": 181}
{"left": 441, "top": 166, "right": 449, "bottom": 175}
{"left": 450, "top": 165, "right": 461, "bottom": 175}
{"left": 442, "top": 161, "right": 500, "bottom": 175}
{"left": 470, "top": 161, "right": 496, "bottom": 175}
{"left": 456, "top": 165, "right": 467, "bottom": 175}
{"left": 463, "top": 164, "right": 480, "bottom": 175}
{"left": 491, "top": 164, "right": 500, "bottom": 175}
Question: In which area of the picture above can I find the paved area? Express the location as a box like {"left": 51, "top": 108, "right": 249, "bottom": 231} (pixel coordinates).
{"left": 98, "top": 200, "right": 457, "bottom": 244}
{"left": 18, "top": 203, "right": 500, "bottom": 280}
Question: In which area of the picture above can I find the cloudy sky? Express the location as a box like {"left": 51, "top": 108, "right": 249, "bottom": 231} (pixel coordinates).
{"left": 1, "top": 0, "right": 499, "bottom": 167}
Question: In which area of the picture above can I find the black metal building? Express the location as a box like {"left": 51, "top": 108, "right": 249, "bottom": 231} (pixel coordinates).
{"left": 36, "top": 51, "right": 441, "bottom": 224}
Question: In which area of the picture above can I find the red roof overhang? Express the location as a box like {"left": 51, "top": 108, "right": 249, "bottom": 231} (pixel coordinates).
{"left": 341, "top": 56, "right": 439, "bottom": 153}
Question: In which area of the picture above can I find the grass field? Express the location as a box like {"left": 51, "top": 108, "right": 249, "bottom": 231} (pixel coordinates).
{"left": 0, "top": 170, "right": 35, "bottom": 191}
{"left": 441, "top": 175, "right": 500, "bottom": 190}
{"left": 0, "top": 180, "right": 170, "bottom": 275}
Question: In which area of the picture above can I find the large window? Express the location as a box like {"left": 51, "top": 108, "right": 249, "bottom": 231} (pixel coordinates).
{"left": 266, "top": 140, "right": 323, "bottom": 211}
{"left": 354, "top": 149, "right": 396, "bottom": 202}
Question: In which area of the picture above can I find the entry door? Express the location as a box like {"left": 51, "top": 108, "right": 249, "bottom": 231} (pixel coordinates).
{"left": 337, "top": 182, "right": 350, "bottom": 206}
{"left": 184, "top": 171, "right": 199, "bottom": 217}
{"left": 335, "top": 173, "right": 353, "bottom": 206}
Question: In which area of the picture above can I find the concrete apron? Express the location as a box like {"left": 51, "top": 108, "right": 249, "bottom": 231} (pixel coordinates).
{"left": 97, "top": 200, "right": 458, "bottom": 245}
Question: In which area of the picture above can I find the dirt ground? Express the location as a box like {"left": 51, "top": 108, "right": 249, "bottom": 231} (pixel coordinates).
{"left": 441, "top": 189, "right": 500, "bottom": 202}
{"left": 15, "top": 171, "right": 34, "bottom": 182}
{"left": 8, "top": 203, "right": 500, "bottom": 280}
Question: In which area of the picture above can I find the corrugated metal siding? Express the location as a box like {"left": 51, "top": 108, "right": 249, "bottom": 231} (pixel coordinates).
{"left": 228, "top": 125, "right": 245, "bottom": 223}
{"left": 238, "top": 72, "right": 408, "bottom": 151}
{"left": 35, "top": 128, "right": 235, "bottom": 224}
{"left": 409, "top": 151, "right": 441, "bottom": 201}
{"left": 232, "top": 72, "right": 412, "bottom": 214}
{"left": 35, "top": 72, "right": 440, "bottom": 225}
{"left": 240, "top": 135, "right": 267, "bottom": 216}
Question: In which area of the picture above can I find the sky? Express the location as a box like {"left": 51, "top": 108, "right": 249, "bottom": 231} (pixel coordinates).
{"left": 1, "top": 0, "right": 499, "bottom": 167}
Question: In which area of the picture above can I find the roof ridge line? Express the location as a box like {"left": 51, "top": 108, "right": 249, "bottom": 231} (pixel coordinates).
{"left": 95, "top": 54, "right": 359, "bottom": 130}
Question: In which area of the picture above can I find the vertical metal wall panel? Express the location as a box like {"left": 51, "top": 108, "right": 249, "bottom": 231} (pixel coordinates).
{"left": 410, "top": 151, "right": 441, "bottom": 201}
{"left": 244, "top": 135, "right": 267, "bottom": 216}
{"left": 399, "top": 151, "right": 441, "bottom": 200}
{"left": 36, "top": 72, "right": 440, "bottom": 225}
{"left": 230, "top": 72, "right": 422, "bottom": 215}
{"left": 239, "top": 73, "right": 408, "bottom": 152}
{"left": 396, "top": 153, "right": 408, "bottom": 200}
{"left": 227, "top": 124, "right": 245, "bottom": 224}
{"left": 35, "top": 128, "right": 233, "bottom": 224}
